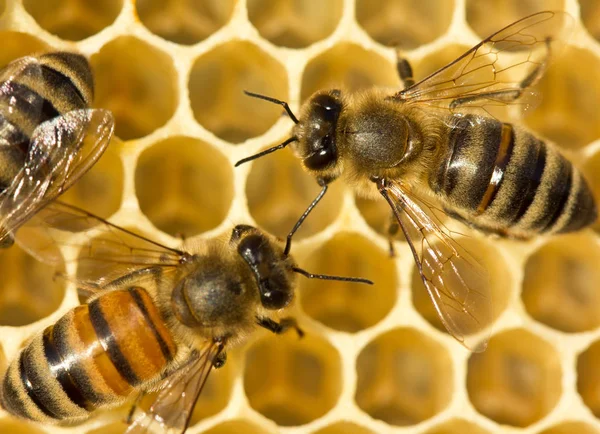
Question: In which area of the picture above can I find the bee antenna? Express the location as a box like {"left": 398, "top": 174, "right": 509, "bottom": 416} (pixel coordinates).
{"left": 235, "top": 136, "right": 298, "bottom": 167}
{"left": 244, "top": 90, "right": 299, "bottom": 124}
{"left": 292, "top": 267, "right": 373, "bottom": 285}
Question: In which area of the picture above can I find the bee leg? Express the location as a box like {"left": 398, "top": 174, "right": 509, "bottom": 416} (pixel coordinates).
{"left": 0, "top": 232, "right": 14, "bottom": 248}
{"left": 213, "top": 352, "right": 227, "bottom": 369}
{"left": 284, "top": 183, "right": 328, "bottom": 256}
{"left": 125, "top": 391, "right": 147, "bottom": 424}
{"left": 257, "top": 316, "right": 304, "bottom": 338}
{"left": 395, "top": 52, "right": 415, "bottom": 89}
{"left": 387, "top": 212, "right": 400, "bottom": 257}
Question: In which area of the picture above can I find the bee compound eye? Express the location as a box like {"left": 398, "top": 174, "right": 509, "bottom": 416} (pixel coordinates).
{"left": 304, "top": 139, "right": 336, "bottom": 170}
{"left": 259, "top": 281, "right": 292, "bottom": 310}
{"left": 231, "top": 224, "right": 254, "bottom": 242}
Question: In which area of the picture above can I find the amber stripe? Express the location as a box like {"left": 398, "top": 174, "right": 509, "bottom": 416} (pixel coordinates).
{"left": 72, "top": 306, "right": 132, "bottom": 397}
{"left": 476, "top": 123, "right": 515, "bottom": 215}
{"left": 128, "top": 287, "right": 176, "bottom": 362}
{"left": 89, "top": 299, "right": 141, "bottom": 386}
{"left": 95, "top": 289, "right": 171, "bottom": 383}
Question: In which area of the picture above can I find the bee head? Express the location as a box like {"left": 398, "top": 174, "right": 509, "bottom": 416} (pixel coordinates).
{"left": 295, "top": 90, "right": 343, "bottom": 175}
{"left": 235, "top": 90, "right": 344, "bottom": 185}
{"left": 231, "top": 225, "right": 296, "bottom": 310}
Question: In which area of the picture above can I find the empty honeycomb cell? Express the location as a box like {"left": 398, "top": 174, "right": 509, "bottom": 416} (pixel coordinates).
{"left": 246, "top": 142, "right": 344, "bottom": 240}
{"left": 91, "top": 37, "right": 177, "bottom": 140}
{"left": 467, "top": 328, "right": 562, "bottom": 427}
{"left": 202, "top": 419, "right": 267, "bottom": 434}
{"left": 135, "top": 137, "right": 233, "bottom": 238}
{"left": 581, "top": 0, "right": 600, "bottom": 41}
{"left": 356, "top": 0, "right": 454, "bottom": 49}
{"left": 0, "top": 0, "right": 4, "bottom": 16}
{"left": 189, "top": 41, "right": 288, "bottom": 143}
{"left": 0, "top": 420, "right": 45, "bottom": 434}
{"left": 412, "top": 237, "right": 510, "bottom": 339}
{"left": 524, "top": 47, "right": 600, "bottom": 150}
{"left": 466, "top": 0, "right": 566, "bottom": 41}
{"left": 136, "top": 0, "right": 235, "bottom": 45}
{"left": 23, "top": 0, "right": 123, "bottom": 41}
{"left": 522, "top": 233, "right": 600, "bottom": 333}
{"left": 0, "top": 32, "right": 49, "bottom": 69}
{"left": 244, "top": 331, "right": 342, "bottom": 426}
{"left": 298, "top": 232, "right": 397, "bottom": 333}
{"left": 577, "top": 339, "right": 600, "bottom": 418}
{"left": 355, "top": 328, "right": 453, "bottom": 426}
{"left": 423, "top": 418, "right": 491, "bottom": 434}
{"left": 300, "top": 43, "right": 399, "bottom": 101}
{"left": 59, "top": 144, "right": 124, "bottom": 220}
{"left": 311, "top": 421, "right": 375, "bottom": 434}
{"left": 538, "top": 421, "right": 600, "bottom": 434}
{"left": 247, "top": 0, "right": 343, "bottom": 49}
{"left": 0, "top": 244, "right": 64, "bottom": 326}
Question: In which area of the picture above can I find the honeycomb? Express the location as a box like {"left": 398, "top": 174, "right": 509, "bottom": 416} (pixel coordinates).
{"left": 1, "top": 0, "right": 600, "bottom": 433}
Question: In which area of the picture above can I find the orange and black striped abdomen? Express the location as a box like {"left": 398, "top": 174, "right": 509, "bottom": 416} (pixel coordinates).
{"left": 431, "top": 115, "right": 597, "bottom": 238}
{"left": 0, "top": 287, "right": 177, "bottom": 423}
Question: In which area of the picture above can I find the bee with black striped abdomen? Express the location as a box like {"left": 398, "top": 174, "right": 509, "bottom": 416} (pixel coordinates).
{"left": 0, "top": 202, "right": 371, "bottom": 433}
{"left": 0, "top": 52, "right": 114, "bottom": 248}
{"left": 237, "top": 11, "right": 597, "bottom": 351}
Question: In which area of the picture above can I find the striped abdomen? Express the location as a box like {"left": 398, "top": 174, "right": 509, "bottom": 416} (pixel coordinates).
{"left": 0, "top": 287, "right": 176, "bottom": 423}
{"left": 0, "top": 52, "right": 94, "bottom": 191}
{"left": 431, "top": 115, "right": 597, "bottom": 238}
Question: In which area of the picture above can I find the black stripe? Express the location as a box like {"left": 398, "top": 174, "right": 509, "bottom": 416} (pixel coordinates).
{"left": 486, "top": 124, "right": 515, "bottom": 208}
{"left": 129, "top": 288, "right": 173, "bottom": 362}
{"left": 42, "top": 327, "right": 92, "bottom": 411}
{"left": 0, "top": 81, "right": 60, "bottom": 122}
{"left": 40, "top": 64, "right": 87, "bottom": 108}
{"left": 513, "top": 143, "right": 547, "bottom": 223}
{"left": 541, "top": 163, "right": 573, "bottom": 232}
{"left": 19, "top": 349, "right": 59, "bottom": 419}
{"left": 88, "top": 300, "right": 141, "bottom": 386}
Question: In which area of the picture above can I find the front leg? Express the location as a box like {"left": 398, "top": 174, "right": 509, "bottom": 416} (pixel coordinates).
{"left": 396, "top": 50, "right": 415, "bottom": 89}
{"left": 387, "top": 211, "right": 400, "bottom": 258}
{"left": 257, "top": 316, "right": 304, "bottom": 338}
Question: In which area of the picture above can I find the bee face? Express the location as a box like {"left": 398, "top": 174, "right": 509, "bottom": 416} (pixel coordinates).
{"left": 294, "top": 90, "right": 344, "bottom": 177}
{"left": 235, "top": 228, "right": 295, "bottom": 310}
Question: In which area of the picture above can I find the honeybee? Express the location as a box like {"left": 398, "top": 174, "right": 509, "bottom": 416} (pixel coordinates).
{"left": 0, "top": 52, "right": 114, "bottom": 248}
{"left": 0, "top": 201, "right": 370, "bottom": 433}
{"left": 237, "top": 11, "right": 597, "bottom": 351}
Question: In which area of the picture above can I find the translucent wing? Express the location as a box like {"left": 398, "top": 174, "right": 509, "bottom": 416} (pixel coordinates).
{"left": 392, "top": 11, "right": 573, "bottom": 118}
{"left": 126, "top": 342, "right": 224, "bottom": 434}
{"left": 379, "top": 180, "right": 492, "bottom": 351}
{"left": 14, "top": 201, "right": 189, "bottom": 288}
{"left": 0, "top": 108, "right": 114, "bottom": 241}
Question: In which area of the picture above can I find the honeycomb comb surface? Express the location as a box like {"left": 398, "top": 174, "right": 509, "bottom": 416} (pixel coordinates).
{"left": 0, "top": 0, "right": 600, "bottom": 433}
